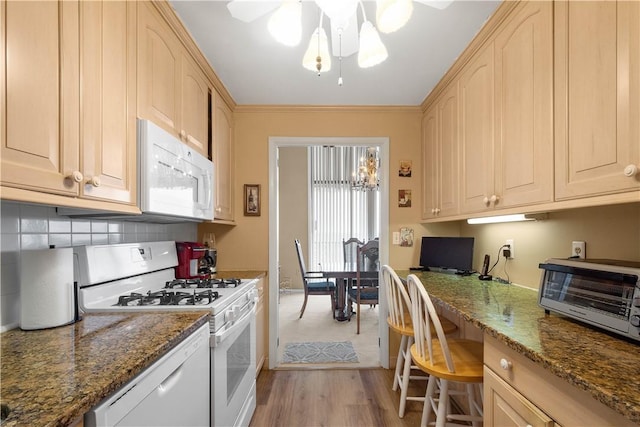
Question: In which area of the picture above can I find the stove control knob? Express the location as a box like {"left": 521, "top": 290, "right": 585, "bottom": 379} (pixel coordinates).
{"left": 630, "top": 315, "right": 640, "bottom": 328}
{"left": 633, "top": 297, "right": 640, "bottom": 307}
{"left": 226, "top": 306, "right": 240, "bottom": 322}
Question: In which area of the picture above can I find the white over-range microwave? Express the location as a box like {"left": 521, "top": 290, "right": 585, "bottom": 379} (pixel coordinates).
{"left": 59, "top": 119, "right": 214, "bottom": 222}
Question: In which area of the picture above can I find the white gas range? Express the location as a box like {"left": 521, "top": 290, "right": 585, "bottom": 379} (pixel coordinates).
{"left": 75, "top": 241, "right": 258, "bottom": 427}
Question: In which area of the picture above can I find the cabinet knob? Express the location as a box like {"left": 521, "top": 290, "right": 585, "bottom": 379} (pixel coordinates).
{"left": 483, "top": 196, "right": 490, "bottom": 206}
{"left": 499, "top": 358, "right": 512, "bottom": 370}
{"left": 623, "top": 164, "right": 638, "bottom": 177}
{"left": 435, "top": 208, "right": 441, "bottom": 214}
{"left": 490, "top": 194, "right": 499, "bottom": 204}
{"left": 69, "top": 171, "right": 84, "bottom": 183}
{"left": 87, "top": 176, "right": 101, "bottom": 188}
{"left": 179, "top": 130, "right": 187, "bottom": 140}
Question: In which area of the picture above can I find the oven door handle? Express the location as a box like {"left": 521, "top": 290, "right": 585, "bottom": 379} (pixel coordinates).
{"left": 211, "top": 303, "right": 255, "bottom": 348}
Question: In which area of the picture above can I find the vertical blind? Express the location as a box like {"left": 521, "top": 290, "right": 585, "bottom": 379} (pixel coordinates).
{"left": 309, "top": 146, "right": 380, "bottom": 271}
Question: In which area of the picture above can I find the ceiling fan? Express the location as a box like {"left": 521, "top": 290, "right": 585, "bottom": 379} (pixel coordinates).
{"left": 226, "top": 0, "right": 454, "bottom": 69}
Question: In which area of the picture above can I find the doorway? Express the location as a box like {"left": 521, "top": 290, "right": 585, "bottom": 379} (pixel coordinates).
{"left": 268, "top": 137, "right": 390, "bottom": 369}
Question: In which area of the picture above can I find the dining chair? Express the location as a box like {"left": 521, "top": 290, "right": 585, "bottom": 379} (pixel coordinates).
{"left": 294, "top": 239, "right": 337, "bottom": 319}
{"left": 342, "top": 237, "right": 364, "bottom": 267}
{"left": 347, "top": 239, "right": 379, "bottom": 334}
{"left": 383, "top": 265, "right": 458, "bottom": 418}
{"left": 406, "top": 274, "right": 483, "bottom": 427}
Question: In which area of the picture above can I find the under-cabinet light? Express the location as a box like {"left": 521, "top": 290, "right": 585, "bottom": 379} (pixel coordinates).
{"left": 467, "top": 213, "right": 548, "bottom": 225}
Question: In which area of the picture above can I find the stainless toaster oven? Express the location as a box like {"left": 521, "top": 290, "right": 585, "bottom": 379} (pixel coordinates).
{"left": 538, "top": 258, "right": 640, "bottom": 342}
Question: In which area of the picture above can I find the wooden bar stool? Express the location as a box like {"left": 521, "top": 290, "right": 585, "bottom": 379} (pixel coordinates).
{"left": 382, "top": 266, "right": 457, "bottom": 418}
{"left": 406, "top": 274, "right": 484, "bottom": 427}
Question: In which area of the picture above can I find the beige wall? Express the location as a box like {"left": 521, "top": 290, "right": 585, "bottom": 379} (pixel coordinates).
{"left": 199, "top": 106, "right": 640, "bottom": 290}
{"left": 200, "top": 106, "right": 426, "bottom": 273}
{"left": 279, "top": 147, "right": 308, "bottom": 290}
{"left": 458, "top": 203, "right": 640, "bottom": 288}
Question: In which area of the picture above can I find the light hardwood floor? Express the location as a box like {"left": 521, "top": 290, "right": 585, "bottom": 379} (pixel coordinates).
{"left": 250, "top": 368, "right": 426, "bottom": 427}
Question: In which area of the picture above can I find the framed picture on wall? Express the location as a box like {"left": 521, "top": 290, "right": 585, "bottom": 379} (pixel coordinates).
{"left": 244, "top": 184, "right": 261, "bottom": 216}
{"left": 398, "top": 189, "right": 411, "bottom": 207}
{"left": 399, "top": 160, "right": 412, "bottom": 177}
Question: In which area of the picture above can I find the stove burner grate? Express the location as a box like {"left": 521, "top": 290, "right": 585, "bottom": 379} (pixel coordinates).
{"left": 165, "top": 278, "right": 242, "bottom": 289}
{"left": 114, "top": 289, "right": 220, "bottom": 306}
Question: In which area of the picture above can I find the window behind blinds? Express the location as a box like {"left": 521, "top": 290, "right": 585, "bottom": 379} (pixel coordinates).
{"left": 309, "top": 146, "right": 379, "bottom": 271}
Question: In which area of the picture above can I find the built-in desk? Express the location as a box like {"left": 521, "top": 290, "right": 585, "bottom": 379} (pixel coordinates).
{"left": 397, "top": 270, "right": 640, "bottom": 426}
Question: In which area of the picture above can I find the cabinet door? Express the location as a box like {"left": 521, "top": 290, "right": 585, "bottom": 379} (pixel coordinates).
{"left": 212, "top": 92, "right": 234, "bottom": 221}
{"left": 80, "top": 1, "right": 137, "bottom": 204}
{"left": 555, "top": 1, "right": 640, "bottom": 199}
{"left": 459, "top": 43, "right": 495, "bottom": 213}
{"left": 421, "top": 106, "right": 439, "bottom": 219}
{"left": 1, "top": 0, "right": 80, "bottom": 195}
{"left": 180, "top": 53, "right": 209, "bottom": 156}
{"left": 137, "top": 1, "right": 179, "bottom": 136}
{"left": 484, "top": 367, "right": 556, "bottom": 427}
{"left": 438, "top": 84, "right": 459, "bottom": 217}
{"left": 494, "top": 1, "right": 553, "bottom": 208}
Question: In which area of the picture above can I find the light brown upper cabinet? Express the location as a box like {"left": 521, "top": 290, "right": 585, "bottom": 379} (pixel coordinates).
{"left": 494, "top": 1, "right": 553, "bottom": 208}
{"left": 460, "top": 1, "right": 553, "bottom": 215}
{"left": 422, "top": 82, "right": 459, "bottom": 219}
{"left": 1, "top": 0, "right": 137, "bottom": 208}
{"left": 2, "top": 1, "right": 80, "bottom": 196}
{"left": 554, "top": 1, "right": 640, "bottom": 199}
{"left": 212, "top": 91, "right": 235, "bottom": 222}
{"left": 80, "top": 0, "right": 137, "bottom": 204}
{"left": 459, "top": 42, "right": 496, "bottom": 214}
{"left": 137, "top": 1, "right": 209, "bottom": 157}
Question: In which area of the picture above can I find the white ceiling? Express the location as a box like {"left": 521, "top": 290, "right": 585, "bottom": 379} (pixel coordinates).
{"left": 170, "top": 0, "right": 500, "bottom": 106}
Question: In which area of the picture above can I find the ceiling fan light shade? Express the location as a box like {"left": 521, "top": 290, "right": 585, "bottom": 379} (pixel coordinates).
{"left": 268, "top": 0, "right": 302, "bottom": 47}
{"left": 314, "top": 0, "right": 359, "bottom": 30}
{"left": 358, "top": 21, "right": 388, "bottom": 68}
{"left": 302, "top": 27, "right": 332, "bottom": 73}
{"left": 376, "top": 0, "right": 414, "bottom": 33}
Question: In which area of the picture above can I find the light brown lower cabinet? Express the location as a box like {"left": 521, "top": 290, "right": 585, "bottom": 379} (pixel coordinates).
{"left": 484, "top": 334, "right": 636, "bottom": 427}
{"left": 484, "top": 367, "right": 557, "bottom": 427}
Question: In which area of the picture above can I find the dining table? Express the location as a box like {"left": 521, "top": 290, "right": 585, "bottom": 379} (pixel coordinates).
{"left": 321, "top": 264, "right": 378, "bottom": 322}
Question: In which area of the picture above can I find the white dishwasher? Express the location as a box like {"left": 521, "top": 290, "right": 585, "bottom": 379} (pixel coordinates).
{"left": 85, "top": 323, "right": 210, "bottom": 427}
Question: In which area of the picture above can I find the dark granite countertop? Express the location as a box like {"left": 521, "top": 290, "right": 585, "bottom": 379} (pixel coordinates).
{"left": 0, "top": 311, "right": 210, "bottom": 427}
{"left": 397, "top": 270, "right": 640, "bottom": 424}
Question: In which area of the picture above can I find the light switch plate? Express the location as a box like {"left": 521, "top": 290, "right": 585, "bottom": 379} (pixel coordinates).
{"left": 392, "top": 232, "right": 400, "bottom": 245}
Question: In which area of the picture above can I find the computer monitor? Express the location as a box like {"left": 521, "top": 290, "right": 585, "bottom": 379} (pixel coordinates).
{"left": 419, "top": 237, "right": 475, "bottom": 273}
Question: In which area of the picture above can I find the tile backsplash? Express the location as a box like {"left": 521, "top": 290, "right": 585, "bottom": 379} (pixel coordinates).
{"left": 0, "top": 201, "right": 198, "bottom": 331}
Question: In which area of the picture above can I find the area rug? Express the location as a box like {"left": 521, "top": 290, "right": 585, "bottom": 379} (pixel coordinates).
{"left": 282, "top": 341, "right": 359, "bottom": 364}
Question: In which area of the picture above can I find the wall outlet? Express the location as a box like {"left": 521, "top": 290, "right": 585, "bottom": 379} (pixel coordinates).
{"left": 572, "top": 241, "right": 586, "bottom": 259}
{"left": 392, "top": 232, "right": 400, "bottom": 245}
{"left": 505, "top": 239, "right": 514, "bottom": 259}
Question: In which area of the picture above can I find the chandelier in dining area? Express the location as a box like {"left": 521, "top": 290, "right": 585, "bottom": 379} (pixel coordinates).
{"left": 351, "top": 147, "right": 380, "bottom": 191}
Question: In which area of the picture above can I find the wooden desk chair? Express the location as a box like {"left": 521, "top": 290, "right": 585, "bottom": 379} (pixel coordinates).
{"left": 383, "top": 266, "right": 457, "bottom": 418}
{"left": 406, "top": 274, "right": 483, "bottom": 427}
{"left": 294, "top": 239, "right": 336, "bottom": 319}
{"left": 348, "top": 239, "right": 379, "bottom": 334}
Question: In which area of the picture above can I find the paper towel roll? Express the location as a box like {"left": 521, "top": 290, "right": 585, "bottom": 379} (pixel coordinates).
{"left": 20, "top": 247, "right": 75, "bottom": 330}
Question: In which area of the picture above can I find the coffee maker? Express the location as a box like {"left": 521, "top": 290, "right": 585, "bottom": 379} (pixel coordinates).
{"left": 200, "top": 248, "right": 217, "bottom": 275}
{"left": 200, "top": 232, "right": 217, "bottom": 275}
